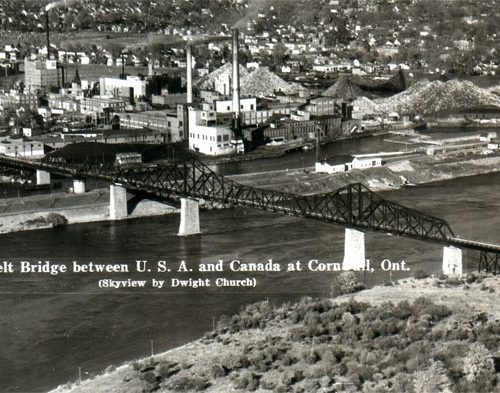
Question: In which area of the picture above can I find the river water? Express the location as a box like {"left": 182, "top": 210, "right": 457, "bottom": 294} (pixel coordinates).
{"left": 0, "top": 132, "right": 499, "bottom": 392}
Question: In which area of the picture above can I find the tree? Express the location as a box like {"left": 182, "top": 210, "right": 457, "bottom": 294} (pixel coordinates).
{"left": 463, "top": 343, "right": 495, "bottom": 392}
{"left": 413, "top": 361, "right": 451, "bottom": 393}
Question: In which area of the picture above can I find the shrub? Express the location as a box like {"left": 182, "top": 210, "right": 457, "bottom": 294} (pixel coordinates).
{"left": 166, "top": 375, "right": 210, "bottom": 392}
{"left": 330, "top": 272, "right": 366, "bottom": 297}
{"left": 413, "top": 269, "right": 430, "bottom": 280}
{"left": 234, "top": 371, "right": 260, "bottom": 391}
{"left": 413, "top": 361, "right": 451, "bottom": 393}
{"left": 46, "top": 213, "right": 68, "bottom": 226}
{"left": 463, "top": 343, "right": 495, "bottom": 391}
{"left": 220, "top": 353, "right": 246, "bottom": 371}
{"left": 210, "top": 364, "right": 226, "bottom": 379}
{"left": 281, "top": 369, "right": 304, "bottom": 387}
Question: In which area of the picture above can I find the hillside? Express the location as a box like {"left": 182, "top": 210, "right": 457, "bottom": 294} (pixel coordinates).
{"left": 49, "top": 274, "right": 500, "bottom": 393}
{"left": 353, "top": 79, "right": 500, "bottom": 115}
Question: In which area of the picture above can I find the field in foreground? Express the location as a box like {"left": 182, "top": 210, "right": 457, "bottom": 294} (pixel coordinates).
{"left": 49, "top": 274, "right": 500, "bottom": 393}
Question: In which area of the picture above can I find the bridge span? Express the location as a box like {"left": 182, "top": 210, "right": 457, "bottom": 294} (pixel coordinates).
{"left": 0, "top": 154, "right": 498, "bottom": 275}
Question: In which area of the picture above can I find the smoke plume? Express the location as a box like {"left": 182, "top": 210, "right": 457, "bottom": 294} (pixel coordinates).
{"left": 45, "top": 0, "right": 79, "bottom": 12}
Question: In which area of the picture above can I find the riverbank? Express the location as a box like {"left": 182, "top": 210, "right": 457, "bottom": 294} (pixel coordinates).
{"left": 228, "top": 150, "right": 500, "bottom": 194}
{"left": 0, "top": 189, "right": 178, "bottom": 234}
{"left": 199, "top": 132, "right": 390, "bottom": 165}
{"left": 48, "top": 273, "right": 500, "bottom": 393}
{"left": 2, "top": 149, "right": 500, "bottom": 235}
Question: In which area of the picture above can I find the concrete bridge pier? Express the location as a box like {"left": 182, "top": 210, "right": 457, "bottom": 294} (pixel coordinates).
{"left": 73, "top": 178, "right": 86, "bottom": 194}
{"left": 110, "top": 184, "right": 128, "bottom": 220}
{"left": 178, "top": 198, "right": 200, "bottom": 236}
{"left": 442, "top": 246, "right": 463, "bottom": 276}
{"left": 342, "top": 228, "right": 366, "bottom": 270}
{"left": 36, "top": 170, "right": 51, "bottom": 186}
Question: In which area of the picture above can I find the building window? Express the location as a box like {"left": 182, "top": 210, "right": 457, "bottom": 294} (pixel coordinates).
{"left": 217, "top": 135, "right": 222, "bottom": 142}
{"left": 250, "top": 104, "right": 254, "bottom": 110}
{"left": 223, "top": 134, "right": 229, "bottom": 142}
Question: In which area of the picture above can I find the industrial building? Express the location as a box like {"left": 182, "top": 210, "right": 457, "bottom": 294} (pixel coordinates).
{"left": 118, "top": 110, "right": 183, "bottom": 143}
{"left": 24, "top": 58, "right": 59, "bottom": 92}
{"left": 99, "top": 76, "right": 147, "bottom": 101}
{"left": 0, "top": 138, "right": 44, "bottom": 157}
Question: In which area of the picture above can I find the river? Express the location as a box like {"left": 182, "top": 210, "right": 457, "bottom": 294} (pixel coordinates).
{"left": 0, "top": 132, "right": 499, "bottom": 392}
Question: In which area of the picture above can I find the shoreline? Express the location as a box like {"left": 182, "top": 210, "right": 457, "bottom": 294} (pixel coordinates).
{"left": 1, "top": 150, "right": 500, "bottom": 235}
{"left": 228, "top": 151, "right": 500, "bottom": 194}
{"left": 47, "top": 273, "right": 500, "bottom": 393}
{"left": 0, "top": 189, "right": 178, "bottom": 235}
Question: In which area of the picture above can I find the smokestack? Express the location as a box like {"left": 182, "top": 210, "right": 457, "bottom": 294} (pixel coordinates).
{"left": 186, "top": 44, "right": 193, "bottom": 104}
{"left": 148, "top": 60, "right": 153, "bottom": 77}
{"left": 46, "top": 12, "right": 50, "bottom": 60}
{"left": 232, "top": 28, "right": 240, "bottom": 135}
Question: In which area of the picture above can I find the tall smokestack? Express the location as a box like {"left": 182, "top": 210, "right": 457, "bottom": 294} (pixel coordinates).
{"left": 186, "top": 44, "right": 193, "bottom": 104}
{"left": 46, "top": 12, "right": 50, "bottom": 60}
{"left": 232, "top": 28, "right": 240, "bottom": 135}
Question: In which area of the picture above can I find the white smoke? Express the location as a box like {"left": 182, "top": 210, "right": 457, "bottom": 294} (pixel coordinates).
{"left": 45, "top": 0, "right": 79, "bottom": 12}
{"left": 232, "top": 0, "right": 270, "bottom": 29}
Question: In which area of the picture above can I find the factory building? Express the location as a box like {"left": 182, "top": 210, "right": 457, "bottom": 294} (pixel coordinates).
{"left": 99, "top": 76, "right": 147, "bottom": 101}
{"left": 24, "top": 58, "right": 59, "bottom": 92}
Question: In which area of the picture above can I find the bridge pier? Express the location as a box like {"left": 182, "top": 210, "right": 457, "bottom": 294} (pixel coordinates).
{"left": 442, "top": 246, "right": 463, "bottom": 276}
{"left": 178, "top": 198, "right": 200, "bottom": 236}
{"left": 110, "top": 184, "right": 128, "bottom": 220}
{"left": 342, "top": 228, "right": 366, "bottom": 270}
{"left": 73, "top": 178, "right": 86, "bottom": 194}
{"left": 36, "top": 170, "right": 51, "bottom": 186}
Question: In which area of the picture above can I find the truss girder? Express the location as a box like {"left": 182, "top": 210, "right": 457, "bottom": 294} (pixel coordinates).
{"left": 0, "top": 155, "right": 457, "bottom": 242}
{"left": 479, "top": 251, "right": 499, "bottom": 275}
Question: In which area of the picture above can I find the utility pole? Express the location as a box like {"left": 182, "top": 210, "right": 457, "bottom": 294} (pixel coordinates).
{"left": 315, "top": 122, "right": 321, "bottom": 163}
{"left": 150, "top": 339, "right": 154, "bottom": 357}
{"left": 78, "top": 367, "right": 82, "bottom": 384}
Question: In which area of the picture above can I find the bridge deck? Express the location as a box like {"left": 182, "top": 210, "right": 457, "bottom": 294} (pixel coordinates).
{"left": 1, "top": 154, "right": 499, "bottom": 257}
{"left": 448, "top": 238, "right": 500, "bottom": 253}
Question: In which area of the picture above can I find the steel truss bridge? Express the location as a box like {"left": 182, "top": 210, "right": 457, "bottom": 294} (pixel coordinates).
{"left": 0, "top": 155, "right": 498, "bottom": 274}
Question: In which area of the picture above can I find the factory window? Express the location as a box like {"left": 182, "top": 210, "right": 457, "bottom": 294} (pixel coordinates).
{"left": 217, "top": 135, "right": 222, "bottom": 142}
{"left": 223, "top": 134, "right": 229, "bottom": 142}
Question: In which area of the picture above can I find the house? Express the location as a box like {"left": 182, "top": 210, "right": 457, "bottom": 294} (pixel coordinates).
{"left": 487, "top": 140, "right": 499, "bottom": 150}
